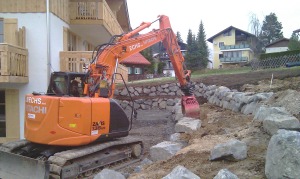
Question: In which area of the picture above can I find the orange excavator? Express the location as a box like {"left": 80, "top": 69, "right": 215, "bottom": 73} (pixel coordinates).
{"left": 0, "top": 15, "right": 200, "bottom": 179}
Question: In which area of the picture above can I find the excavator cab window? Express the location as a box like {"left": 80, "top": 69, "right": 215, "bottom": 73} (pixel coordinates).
{"left": 51, "top": 75, "right": 67, "bottom": 96}
{"left": 47, "top": 72, "right": 85, "bottom": 96}
{"left": 69, "top": 75, "right": 84, "bottom": 97}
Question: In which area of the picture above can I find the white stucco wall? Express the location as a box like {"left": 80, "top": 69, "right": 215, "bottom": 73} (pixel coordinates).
{"left": 50, "top": 13, "right": 69, "bottom": 71}
{"left": 266, "top": 47, "right": 289, "bottom": 53}
{"left": 0, "top": 12, "right": 68, "bottom": 138}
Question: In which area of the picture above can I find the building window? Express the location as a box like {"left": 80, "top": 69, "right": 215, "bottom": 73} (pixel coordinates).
{"left": 127, "top": 67, "right": 132, "bottom": 74}
{"left": 223, "top": 51, "right": 242, "bottom": 58}
{"left": 219, "top": 42, "right": 224, "bottom": 48}
{"left": 0, "top": 19, "right": 3, "bottom": 43}
{"left": 68, "top": 30, "right": 78, "bottom": 51}
{"left": 134, "top": 67, "right": 141, "bottom": 74}
{"left": 0, "top": 90, "right": 5, "bottom": 137}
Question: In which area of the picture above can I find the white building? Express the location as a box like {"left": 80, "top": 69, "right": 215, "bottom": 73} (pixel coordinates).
{"left": 0, "top": 0, "right": 130, "bottom": 142}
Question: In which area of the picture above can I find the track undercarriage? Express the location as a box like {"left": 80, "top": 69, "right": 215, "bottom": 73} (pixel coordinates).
{"left": 0, "top": 136, "right": 143, "bottom": 179}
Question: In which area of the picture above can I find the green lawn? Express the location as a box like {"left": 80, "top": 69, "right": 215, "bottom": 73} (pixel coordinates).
{"left": 118, "top": 66, "right": 300, "bottom": 87}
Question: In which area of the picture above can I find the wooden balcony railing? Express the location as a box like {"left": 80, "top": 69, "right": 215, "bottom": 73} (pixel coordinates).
{"left": 60, "top": 51, "right": 128, "bottom": 83}
{"left": 69, "top": 0, "right": 123, "bottom": 35}
{"left": 0, "top": 43, "right": 28, "bottom": 83}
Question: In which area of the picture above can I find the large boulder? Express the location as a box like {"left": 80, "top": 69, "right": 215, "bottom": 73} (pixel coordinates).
{"left": 210, "top": 139, "right": 247, "bottom": 161}
{"left": 169, "top": 133, "right": 188, "bottom": 146}
{"left": 265, "top": 129, "right": 300, "bottom": 179}
{"left": 175, "top": 117, "right": 201, "bottom": 134}
{"left": 213, "top": 169, "right": 239, "bottom": 179}
{"left": 162, "top": 165, "right": 200, "bottom": 179}
{"left": 241, "top": 101, "right": 260, "bottom": 115}
{"left": 263, "top": 114, "right": 300, "bottom": 135}
{"left": 254, "top": 106, "right": 290, "bottom": 121}
{"left": 93, "top": 169, "right": 125, "bottom": 179}
{"left": 150, "top": 141, "right": 183, "bottom": 161}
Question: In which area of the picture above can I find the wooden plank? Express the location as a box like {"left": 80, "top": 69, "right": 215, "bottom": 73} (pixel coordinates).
{"left": 37, "top": 0, "right": 46, "bottom": 12}
{"left": 64, "top": 0, "right": 69, "bottom": 23}
{"left": 0, "top": 76, "right": 28, "bottom": 83}
{"left": 0, "top": 47, "right": 9, "bottom": 75}
{"left": 24, "top": 54, "right": 28, "bottom": 76}
{"left": 22, "top": 27, "right": 26, "bottom": 48}
{"left": 12, "top": 0, "right": 18, "bottom": 12}
{"left": 17, "top": 0, "right": 25, "bottom": 12}
{"left": 0, "top": 1, "right": 4, "bottom": 12}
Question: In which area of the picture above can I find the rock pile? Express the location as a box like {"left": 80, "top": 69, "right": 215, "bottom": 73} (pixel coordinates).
{"left": 112, "top": 82, "right": 300, "bottom": 179}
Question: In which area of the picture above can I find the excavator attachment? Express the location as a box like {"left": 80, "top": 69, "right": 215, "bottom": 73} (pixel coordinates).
{"left": 0, "top": 150, "right": 49, "bottom": 179}
{"left": 181, "top": 95, "right": 200, "bottom": 118}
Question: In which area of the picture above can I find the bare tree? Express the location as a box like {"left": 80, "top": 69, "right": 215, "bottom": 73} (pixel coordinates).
{"left": 248, "top": 13, "right": 261, "bottom": 36}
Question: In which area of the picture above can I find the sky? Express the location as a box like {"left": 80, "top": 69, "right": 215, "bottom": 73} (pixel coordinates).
{"left": 127, "top": 0, "right": 300, "bottom": 44}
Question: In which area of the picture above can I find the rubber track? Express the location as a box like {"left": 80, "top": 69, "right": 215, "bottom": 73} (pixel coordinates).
{"left": 48, "top": 136, "right": 143, "bottom": 177}
{"left": 0, "top": 137, "right": 143, "bottom": 179}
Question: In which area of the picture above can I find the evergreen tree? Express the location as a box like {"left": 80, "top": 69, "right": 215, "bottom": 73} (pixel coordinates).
{"left": 140, "top": 47, "right": 155, "bottom": 73}
{"left": 259, "top": 13, "right": 284, "bottom": 46}
{"left": 185, "top": 29, "right": 200, "bottom": 69}
{"left": 176, "top": 31, "right": 183, "bottom": 43}
{"left": 196, "top": 21, "right": 209, "bottom": 69}
{"left": 186, "top": 29, "right": 193, "bottom": 48}
{"left": 288, "top": 32, "right": 300, "bottom": 50}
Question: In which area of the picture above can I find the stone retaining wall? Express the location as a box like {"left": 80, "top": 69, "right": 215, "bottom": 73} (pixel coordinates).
{"left": 115, "top": 82, "right": 273, "bottom": 115}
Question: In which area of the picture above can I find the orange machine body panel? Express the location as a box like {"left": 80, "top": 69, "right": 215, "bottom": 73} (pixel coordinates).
{"left": 25, "top": 94, "right": 111, "bottom": 146}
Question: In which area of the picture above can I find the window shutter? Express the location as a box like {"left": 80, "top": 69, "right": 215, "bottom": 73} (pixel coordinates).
{"left": 4, "top": 18, "right": 18, "bottom": 46}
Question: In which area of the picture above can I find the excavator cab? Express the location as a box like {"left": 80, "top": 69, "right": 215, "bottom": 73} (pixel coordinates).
{"left": 47, "top": 72, "right": 86, "bottom": 97}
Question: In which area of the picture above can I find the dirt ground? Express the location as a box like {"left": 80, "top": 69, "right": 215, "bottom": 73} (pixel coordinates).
{"left": 120, "top": 67, "right": 300, "bottom": 179}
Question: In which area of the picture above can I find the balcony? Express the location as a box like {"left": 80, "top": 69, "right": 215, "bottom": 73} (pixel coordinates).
{"left": 220, "top": 44, "right": 250, "bottom": 50}
{"left": 60, "top": 51, "right": 128, "bottom": 83}
{"left": 69, "top": 0, "right": 123, "bottom": 37}
{"left": 0, "top": 44, "right": 28, "bottom": 83}
{"left": 220, "top": 57, "right": 248, "bottom": 63}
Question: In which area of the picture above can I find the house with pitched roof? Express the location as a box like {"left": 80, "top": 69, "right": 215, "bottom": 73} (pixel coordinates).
{"left": 265, "top": 38, "right": 289, "bottom": 53}
{"left": 121, "top": 53, "right": 151, "bottom": 81}
{"left": 0, "top": 0, "right": 130, "bottom": 142}
{"left": 207, "top": 26, "right": 257, "bottom": 69}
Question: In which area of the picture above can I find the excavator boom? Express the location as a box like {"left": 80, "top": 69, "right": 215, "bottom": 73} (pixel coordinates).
{"left": 86, "top": 15, "right": 200, "bottom": 117}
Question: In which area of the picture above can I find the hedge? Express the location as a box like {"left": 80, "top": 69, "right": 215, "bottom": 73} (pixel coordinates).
{"left": 260, "top": 50, "right": 300, "bottom": 60}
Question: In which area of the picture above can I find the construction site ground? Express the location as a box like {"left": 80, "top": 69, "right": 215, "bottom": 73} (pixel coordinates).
{"left": 121, "top": 67, "right": 300, "bottom": 179}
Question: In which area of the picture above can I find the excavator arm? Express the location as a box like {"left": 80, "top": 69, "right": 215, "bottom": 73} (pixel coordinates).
{"left": 85, "top": 15, "right": 200, "bottom": 117}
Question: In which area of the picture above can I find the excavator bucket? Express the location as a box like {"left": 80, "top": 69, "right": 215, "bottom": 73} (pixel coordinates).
{"left": 181, "top": 95, "right": 200, "bottom": 118}
{"left": 0, "top": 150, "right": 49, "bottom": 179}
